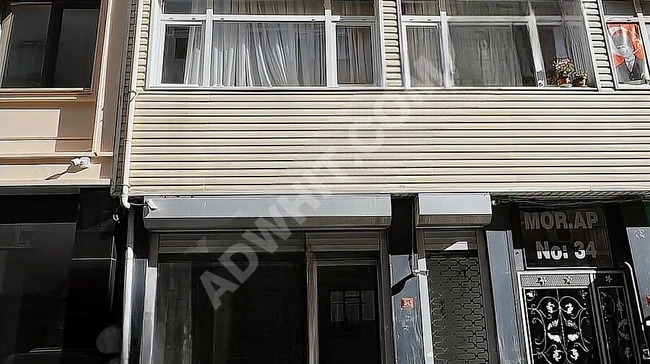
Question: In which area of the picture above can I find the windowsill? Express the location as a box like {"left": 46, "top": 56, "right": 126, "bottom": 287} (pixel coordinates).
{"left": 146, "top": 84, "right": 603, "bottom": 92}
{"left": 0, "top": 88, "right": 95, "bottom": 102}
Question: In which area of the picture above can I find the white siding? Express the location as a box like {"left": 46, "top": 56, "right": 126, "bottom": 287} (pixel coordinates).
{"left": 127, "top": 91, "right": 650, "bottom": 196}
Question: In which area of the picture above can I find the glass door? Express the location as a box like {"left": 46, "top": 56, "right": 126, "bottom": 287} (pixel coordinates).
{"left": 519, "top": 271, "right": 641, "bottom": 364}
{"left": 309, "top": 261, "right": 382, "bottom": 364}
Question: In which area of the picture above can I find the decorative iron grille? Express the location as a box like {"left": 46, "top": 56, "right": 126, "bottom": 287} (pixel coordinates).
{"left": 427, "top": 252, "right": 489, "bottom": 364}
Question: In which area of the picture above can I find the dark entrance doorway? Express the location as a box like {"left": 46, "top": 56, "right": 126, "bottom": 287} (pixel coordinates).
{"left": 317, "top": 265, "right": 380, "bottom": 364}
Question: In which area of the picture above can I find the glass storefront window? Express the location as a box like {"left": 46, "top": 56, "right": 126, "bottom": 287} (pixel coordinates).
{"left": 153, "top": 253, "right": 308, "bottom": 364}
{"left": 0, "top": 223, "right": 77, "bottom": 364}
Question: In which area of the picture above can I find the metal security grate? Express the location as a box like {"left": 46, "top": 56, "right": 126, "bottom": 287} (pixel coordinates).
{"left": 427, "top": 252, "right": 489, "bottom": 364}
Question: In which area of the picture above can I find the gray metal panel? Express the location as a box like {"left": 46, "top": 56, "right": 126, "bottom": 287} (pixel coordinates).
{"left": 421, "top": 229, "right": 478, "bottom": 251}
{"left": 627, "top": 227, "right": 650, "bottom": 321}
{"left": 159, "top": 231, "right": 305, "bottom": 254}
{"left": 485, "top": 230, "right": 526, "bottom": 364}
{"left": 306, "top": 231, "right": 380, "bottom": 252}
{"left": 417, "top": 193, "right": 492, "bottom": 228}
{"left": 143, "top": 194, "right": 392, "bottom": 230}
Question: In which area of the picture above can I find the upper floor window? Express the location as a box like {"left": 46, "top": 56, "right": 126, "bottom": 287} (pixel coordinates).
{"left": 0, "top": 0, "right": 100, "bottom": 89}
{"left": 602, "top": 0, "right": 650, "bottom": 86}
{"left": 153, "top": 0, "right": 378, "bottom": 87}
{"left": 401, "top": 0, "right": 596, "bottom": 88}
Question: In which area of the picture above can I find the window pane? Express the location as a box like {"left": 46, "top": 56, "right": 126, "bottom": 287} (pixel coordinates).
{"left": 642, "top": 0, "right": 650, "bottom": 13}
{"left": 602, "top": 0, "right": 636, "bottom": 15}
{"left": 607, "top": 23, "right": 650, "bottom": 84}
{"left": 0, "top": 223, "right": 76, "bottom": 364}
{"left": 446, "top": 0, "right": 528, "bottom": 15}
{"left": 213, "top": 0, "right": 323, "bottom": 14}
{"left": 337, "top": 26, "right": 373, "bottom": 84}
{"left": 163, "top": 0, "right": 206, "bottom": 14}
{"left": 162, "top": 26, "right": 203, "bottom": 84}
{"left": 450, "top": 25, "right": 535, "bottom": 86}
{"left": 332, "top": 0, "right": 374, "bottom": 15}
{"left": 53, "top": 9, "right": 99, "bottom": 88}
{"left": 402, "top": 0, "right": 440, "bottom": 15}
{"left": 407, "top": 27, "right": 443, "bottom": 86}
{"left": 154, "top": 254, "right": 307, "bottom": 364}
{"left": 1, "top": 5, "right": 50, "bottom": 88}
{"left": 538, "top": 23, "right": 595, "bottom": 86}
{"left": 211, "top": 22, "right": 325, "bottom": 86}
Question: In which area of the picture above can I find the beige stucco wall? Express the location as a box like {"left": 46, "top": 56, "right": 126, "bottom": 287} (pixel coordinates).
{"left": 0, "top": 0, "right": 126, "bottom": 186}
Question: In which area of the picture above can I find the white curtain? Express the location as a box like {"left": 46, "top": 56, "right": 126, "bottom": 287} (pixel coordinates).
{"left": 214, "top": 0, "right": 322, "bottom": 14}
{"left": 446, "top": 0, "right": 528, "bottom": 15}
{"left": 559, "top": 0, "right": 595, "bottom": 82}
{"left": 211, "top": 22, "right": 324, "bottom": 86}
{"left": 184, "top": 26, "right": 203, "bottom": 84}
{"left": 450, "top": 25, "right": 525, "bottom": 86}
{"left": 402, "top": 0, "right": 439, "bottom": 15}
{"left": 407, "top": 27, "right": 443, "bottom": 86}
{"left": 337, "top": 27, "right": 373, "bottom": 84}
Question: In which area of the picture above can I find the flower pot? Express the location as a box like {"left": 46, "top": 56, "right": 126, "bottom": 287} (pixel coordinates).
{"left": 556, "top": 76, "right": 571, "bottom": 86}
{"left": 572, "top": 77, "right": 586, "bottom": 87}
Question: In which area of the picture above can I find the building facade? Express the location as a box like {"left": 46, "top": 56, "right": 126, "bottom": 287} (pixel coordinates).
{"left": 0, "top": 0, "right": 127, "bottom": 362}
{"left": 114, "top": 0, "right": 650, "bottom": 363}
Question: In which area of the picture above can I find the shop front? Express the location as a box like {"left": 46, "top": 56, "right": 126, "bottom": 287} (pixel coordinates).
{"left": 137, "top": 194, "right": 394, "bottom": 364}
{"left": 487, "top": 201, "right": 650, "bottom": 364}
{"left": 131, "top": 193, "right": 500, "bottom": 364}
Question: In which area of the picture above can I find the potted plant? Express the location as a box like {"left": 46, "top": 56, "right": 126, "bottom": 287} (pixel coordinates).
{"left": 572, "top": 69, "right": 588, "bottom": 87}
{"left": 552, "top": 58, "right": 576, "bottom": 87}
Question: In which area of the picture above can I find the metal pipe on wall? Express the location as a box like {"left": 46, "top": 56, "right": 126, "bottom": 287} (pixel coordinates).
{"left": 121, "top": 210, "right": 135, "bottom": 364}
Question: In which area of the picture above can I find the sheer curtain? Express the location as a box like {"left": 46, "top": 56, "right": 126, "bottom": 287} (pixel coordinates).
{"left": 402, "top": 0, "right": 439, "bottom": 15}
{"left": 211, "top": 22, "right": 324, "bottom": 86}
{"left": 407, "top": 27, "right": 443, "bottom": 86}
{"left": 213, "top": 0, "right": 322, "bottom": 15}
{"left": 559, "top": 0, "right": 595, "bottom": 83}
{"left": 337, "top": 27, "right": 373, "bottom": 84}
{"left": 184, "top": 27, "right": 203, "bottom": 84}
{"left": 450, "top": 26, "right": 525, "bottom": 86}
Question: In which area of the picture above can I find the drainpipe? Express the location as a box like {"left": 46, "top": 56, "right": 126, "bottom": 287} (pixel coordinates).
{"left": 121, "top": 210, "right": 135, "bottom": 364}
{"left": 119, "top": 0, "right": 145, "bottom": 210}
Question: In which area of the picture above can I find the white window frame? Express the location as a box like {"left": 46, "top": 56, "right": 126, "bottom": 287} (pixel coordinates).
{"left": 399, "top": 0, "right": 599, "bottom": 89}
{"left": 148, "top": 0, "right": 381, "bottom": 89}
{"left": 599, "top": 0, "right": 650, "bottom": 89}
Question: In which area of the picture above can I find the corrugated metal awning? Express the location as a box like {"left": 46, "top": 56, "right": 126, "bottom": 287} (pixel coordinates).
{"left": 143, "top": 194, "right": 392, "bottom": 231}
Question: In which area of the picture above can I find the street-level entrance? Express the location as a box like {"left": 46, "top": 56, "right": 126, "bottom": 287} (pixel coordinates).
{"left": 518, "top": 271, "right": 641, "bottom": 364}
{"left": 317, "top": 264, "right": 380, "bottom": 364}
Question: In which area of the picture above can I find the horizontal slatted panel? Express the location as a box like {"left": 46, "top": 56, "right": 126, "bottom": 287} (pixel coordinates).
{"left": 307, "top": 231, "right": 380, "bottom": 251}
{"left": 159, "top": 231, "right": 305, "bottom": 254}
{"left": 128, "top": 90, "right": 650, "bottom": 196}
{"left": 421, "top": 229, "right": 478, "bottom": 251}
{"left": 583, "top": 0, "right": 614, "bottom": 89}
{"left": 383, "top": 0, "right": 401, "bottom": 86}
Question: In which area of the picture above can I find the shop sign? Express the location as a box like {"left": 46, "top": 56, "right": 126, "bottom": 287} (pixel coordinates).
{"left": 520, "top": 208, "right": 612, "bottom": 268}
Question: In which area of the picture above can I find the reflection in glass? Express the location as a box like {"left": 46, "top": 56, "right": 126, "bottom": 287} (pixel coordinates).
{"left": 54, "top": 9, "right": 100, "bottom": 87}
{"left": 407, "top": 27, "right": 443, "bottom": 86}
{"left": 337, "top": 26, "right": 374, "bottom": 85}
{"left": 213, "top": 0, "right": 322, "bottom": 14}
{"left": 1, "top": 5, "right": 51, "bottom": 87}
{"left": 162, "top": 26, "right": 203, "bottom": 84}
{"left": 153, "top": 254, "right": 307, "bottom": 364}
{"left": 607, "top": 23, "right": 650, "bottom": 84}
{"left": 0, "top": 223, "right": 77, "bottom": 364}
{"left": 450, "top": 25, "right": 535, "bottom": 86}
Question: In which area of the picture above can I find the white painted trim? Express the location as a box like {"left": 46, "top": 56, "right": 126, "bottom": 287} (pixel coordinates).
{"left": 377, "top": 0, "right": 387, "bottom": 87}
